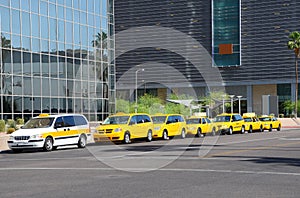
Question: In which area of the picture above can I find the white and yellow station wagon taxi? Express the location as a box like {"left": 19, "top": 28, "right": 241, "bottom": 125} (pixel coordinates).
{"left": 242, "top": 113, "right": 263, "bottom": 133}
{"left": 151, "top": 114, "right": 186, "bottom": 140}
{"left": 186, "top": 116, "right": 214, "bottom": 137}
{"left": 259, "top": 115, "right": 281, "bottom": 131}
{"left": 94, "top": 113, "right": 154, "bottom": 144}
{"left": 7, "top": 114, "right": 91, "bottom": 152}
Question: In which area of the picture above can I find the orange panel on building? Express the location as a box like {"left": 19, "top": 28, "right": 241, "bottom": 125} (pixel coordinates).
{"left": 219, "top": 44, "right": 233, "bottom": 54}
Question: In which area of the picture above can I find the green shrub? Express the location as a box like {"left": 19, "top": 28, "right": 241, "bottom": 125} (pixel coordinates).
{"left": 16, "top": 118, "right": 24, "bottom": 125}
{"left": 6, "top": 127, "right": 15, "bottom": 134}
{"left": 0, "top": 120, "right": 5, "bottom": 132}
{"left": 7, "top": 119, "right": 16, "bottom": 129}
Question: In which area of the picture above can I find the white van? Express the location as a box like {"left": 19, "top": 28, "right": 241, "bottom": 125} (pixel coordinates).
{"left": 7, "top": 114, "right": 91, "bottom": 152}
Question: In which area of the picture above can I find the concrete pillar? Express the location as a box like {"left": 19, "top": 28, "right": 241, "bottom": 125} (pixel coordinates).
{"left": 247, "top": 85, "right": 253, "bottom": 113}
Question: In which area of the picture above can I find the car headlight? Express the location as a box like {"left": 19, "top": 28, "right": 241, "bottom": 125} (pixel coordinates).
{"left": 9, "top": 136, "right": 14, "bottom": 141}
{"left": 30, "top": 134, "right": 43, "bottom": 139}
{"left": 114, "top": 128, "right": 122, "bottom": 132}
{"left": 154, "top": 126, "right": 161, "bottom": 131}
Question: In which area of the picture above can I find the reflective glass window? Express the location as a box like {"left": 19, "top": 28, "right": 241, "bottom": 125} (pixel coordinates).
{"left": 80, "top": 11, "right": 87, "bottom": 24}
{"left": 95, "top": 0, "right": 100, "bottom": 14}
{"left": 33, "top": 78, "right": 41, "bottom": 95}
{"left": 102, "top": 0, "right": 107, "bottom": 16}
{"left": 32, "top": 38, "right": 40, "bottom": 53}
{"left": 65, "top": 22, "right": 73, "bottom": 44}
{"left": 22, "top": 11, "right": 31, "bottom": 36}
{"left": 41, "top": 79, "right": 50, "bottom": 96}
{"left": 66, "top": 7, "right": 72, "bottom": 21}
{"left": 22, "top": 36, "right": 31, "bottom": 51}
{"left": 51, "top": 79, "right": 59, "bottom": 96}
{"left": 2, "top": 49, "right": 12, "bottom": 73}
{"left": 88, "top": 13, "right": 94, "bottom": 26}
{"left": 74, "top": 10, "right": 80, "bottom": 23}
{"left": 11, "top": 0, "right": 20, "bottom": 9}
{"left": 57, "top": 0, "right": 64, "bottom": 5}
{"left": 65, "top": 0, "right": 72, "bottom": 7}
{"left": 41, "top": 39, "right": 49, "bottom": 53}
{"left": 80, "top": 0, "right": 86, "bottom": 12}
{"left": 0, "top": 0, "right": 10, "bottom": 6}
{"left": 31, "top": 14, "right": 40, "bottom": 38}
{"left": 23, "top": 77, "right": 32, "bottom": 96}
{"left": 50, "top": 41, "right": 57, "bottom": 53}
{"left": 74, "top": 23, "right": 80, "bottom": 45}
{"left": 57, "top": 5, "right": 64, "bottom": 19}
{"left": 58, "top": 20, "right": 65, "bottom": 42}
{"left": 41, "top": 16, "right": 49, "bottom": 39}
{"left": 0, "top": 6, "right": 10, "bottom": 32}
{"left": 11, "top": 35, "right": 21, "bottom": 49}
{"left": 88, "top": 0, "right": 94, "bottom": 13}
{"left": 21, "top": 0, "right": 30, "bottom": 11}
{"left": 12, "top": 10, "right": 21, "bottom": 34}
{"left": 40, "top": 1, "right": 48, "bottom": 16}
{"left": 73, "top": 0, "right": 79, "bottom": 9}
{"left": 49, "top": 18, "right": 57, "bottom": 41}
{"left": 23, "top": 51, "right": 31, "bottom": 75}
{"left": 49, "top": 3, "right": 57, "bottom": 18}
{"left": 31, "top": 0, "right": 39, "bottom": 13}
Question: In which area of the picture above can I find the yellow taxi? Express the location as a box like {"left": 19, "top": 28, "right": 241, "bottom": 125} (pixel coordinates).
{"left": 151, "top": 114, "right": 187, "bottom": 140}
{"left": 214, "top": 113, "right": 245, "bottom": 135}
{"left": 258, "top": 115, "right": 281, "bottom": 132}
{"left": 186, "top": 116, "right": 214, "bottom": 137}
{"left": 242, "top": 113, "right": 263, "bottom": 133}
{"left": 94, "top": 113, "right": 154, "bottom": 144}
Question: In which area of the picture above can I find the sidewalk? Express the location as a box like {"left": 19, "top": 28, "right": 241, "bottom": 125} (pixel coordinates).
{"left": 0, "top": 132, "right": 9, "bottom": 151}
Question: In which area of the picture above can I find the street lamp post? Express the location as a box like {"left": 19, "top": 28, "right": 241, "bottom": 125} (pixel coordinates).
{"left": 237, "top": 96, "right": 242, "bottom": 115}
{"left": 229, "top": 95, "right": 235, "bottom": 113}
{"left": 222, "top": 95, "right": 226, "bottom": 113}
{"left": 135, "top": 68, "right": 144, "bottom": 113}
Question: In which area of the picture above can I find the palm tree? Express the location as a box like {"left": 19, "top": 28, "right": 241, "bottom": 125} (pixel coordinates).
{"left": 288, "top": 31, "right": 300, "bottom": 118}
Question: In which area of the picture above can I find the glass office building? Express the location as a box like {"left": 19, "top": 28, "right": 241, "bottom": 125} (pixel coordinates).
{"left": 0, "top": 0, "right": 115, "bottom": 121}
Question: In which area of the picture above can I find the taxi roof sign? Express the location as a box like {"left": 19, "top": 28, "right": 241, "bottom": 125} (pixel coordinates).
{"left": 243, "top": 113, "right": 256, "bottom": 117}
{"left": 38, "top": 113, "right": 50, "bottom": 117}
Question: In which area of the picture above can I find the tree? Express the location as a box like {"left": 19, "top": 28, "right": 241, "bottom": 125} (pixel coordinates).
{"left": 287, "top": 31, "right": 300, "bottom": 117}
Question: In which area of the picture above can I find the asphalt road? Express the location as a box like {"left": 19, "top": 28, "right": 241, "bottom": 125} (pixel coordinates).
{"left": 1, "top": 129, "right": 300, "bottom": 198}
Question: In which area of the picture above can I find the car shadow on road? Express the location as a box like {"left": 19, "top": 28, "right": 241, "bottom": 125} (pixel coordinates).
{"left": 213, "top": 155, "right": 300, "bottom": 167}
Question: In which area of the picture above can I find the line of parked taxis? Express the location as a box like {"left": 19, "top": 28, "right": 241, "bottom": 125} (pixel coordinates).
{"left": 93, "top": 112, "right": 282, "bottom": 144}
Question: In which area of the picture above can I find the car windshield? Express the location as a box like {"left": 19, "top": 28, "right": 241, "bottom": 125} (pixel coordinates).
{"left": 152, "top": 116, "right": 166, "bottom": 124}
{"left": 215, "top": 116, "right": 231, "bottom": 122}
{"left": 186, "top": 118, "right": 200, "bottom": 124}
{"left": 102, "top": 116, "right": 130, "bottom": 124}
{"left": 244, "top": 118, "right": 252, "bottom": 122}
{"left": 259, "top": 117, "right": 271, "bottom": 121}
{"left": 22, "top": 118, "right": 55, "bottom": 129}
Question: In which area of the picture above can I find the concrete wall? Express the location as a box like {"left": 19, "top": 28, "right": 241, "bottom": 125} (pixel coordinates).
{"left": 252, "top": 84, "right": 277, "bottom": 115}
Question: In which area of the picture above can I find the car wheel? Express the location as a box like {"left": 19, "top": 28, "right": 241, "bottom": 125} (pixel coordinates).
{"left": 78, "top": 134, "right": 87, "bottom": 148}
{"left": 228, "top": 127, "right": 233, "bottom": 135}
{"left": 269, "top": 125, "right": 273, "bottom": 132}
{"left": 123, "top": 132, "right": 131, "bottom": 144}
{"left": 249, "top": 126, "right": 253, "bottom": 133}
{"left": 259, "top": 125, "right": 263, "bottom": 132}
{"left": 196, "top": 128, "right": 202, "bottom": 137}
{"left": 147, "top": 130, "right": 152, "bottom": 142}
{"left": 43, "top": 137, "right": 53, "bottom": 152}
{"left": 162, "top": 130, "right": 168, "bottom": 140}
{"left": 181, "top": 128, "right": 186, "bottom": 139}
{"left": 241, "top": 126, "right": 245, "bottom": 134}
{"left": 277, "top": 125, "right": 281, "bottom": 131}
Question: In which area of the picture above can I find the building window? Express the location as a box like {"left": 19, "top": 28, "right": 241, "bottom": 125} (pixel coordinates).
{"left": 212, "top": 0, "right": 241, "bottom": 67}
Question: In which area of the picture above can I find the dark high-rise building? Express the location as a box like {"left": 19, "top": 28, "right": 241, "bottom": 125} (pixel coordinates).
{"left": 114, "top": 0, "right": 298, "bottom": 115}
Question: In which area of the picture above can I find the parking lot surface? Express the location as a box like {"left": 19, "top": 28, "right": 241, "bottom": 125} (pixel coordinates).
{"left": 0, "top": 129, "right": 300, "bottom": 198}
